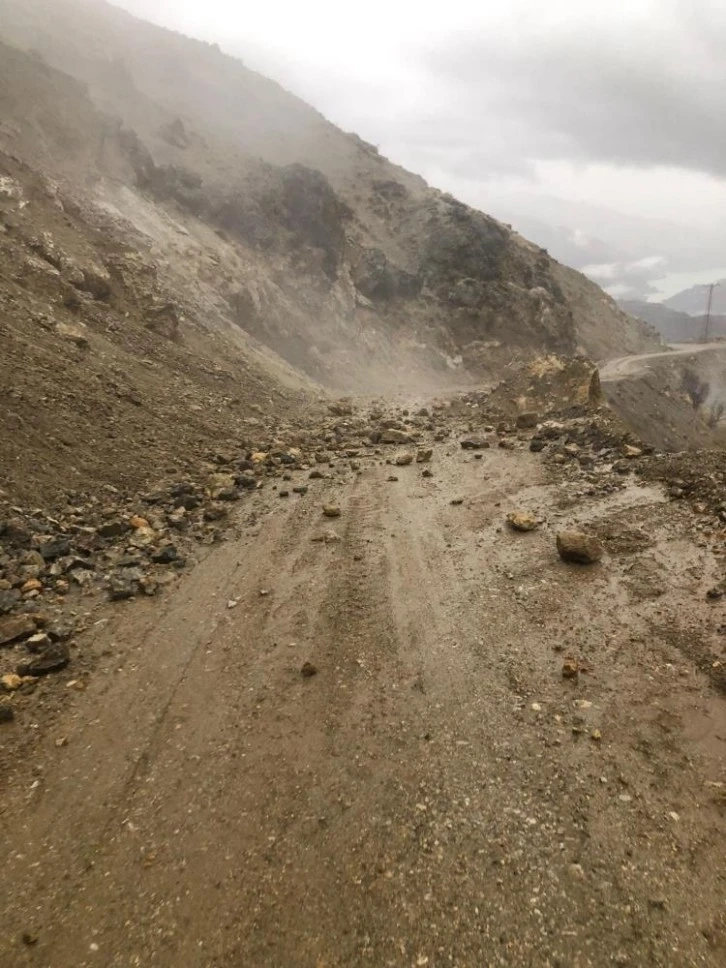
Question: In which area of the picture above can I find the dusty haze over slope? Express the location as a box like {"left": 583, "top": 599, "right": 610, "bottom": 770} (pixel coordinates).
{"left": 0, "top": 0, "right": 658, "bottom": 391}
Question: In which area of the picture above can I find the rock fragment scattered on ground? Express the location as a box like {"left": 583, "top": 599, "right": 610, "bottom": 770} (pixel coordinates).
{"left": 322, "top": 506, "right": 341, "bottom": 518}
{"left": 556, "top": 531, "right": 604, "bottom": 564}
{"left": 507, "top": 512, "right": 539, "bottom": 533}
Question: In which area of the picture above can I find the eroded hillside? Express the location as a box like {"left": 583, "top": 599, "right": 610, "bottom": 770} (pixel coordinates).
{"left": 0, "top": 0, "right": 660, "bottom": 393}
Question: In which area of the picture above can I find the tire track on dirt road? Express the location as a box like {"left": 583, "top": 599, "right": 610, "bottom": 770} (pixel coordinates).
{"left": 1, "top": 442, "right": 726, "bottom": 966}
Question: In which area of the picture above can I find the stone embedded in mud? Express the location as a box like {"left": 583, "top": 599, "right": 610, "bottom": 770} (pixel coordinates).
{"left": 421, "top": 469, "right": 434, "bottom": 478}
{"left": 0, "top": 614, "right": 37, "bottom": 647}
{"left": 562, "top": 657, "right": 579, "bottom": 679}
{"left": 530, "top": 439, "right": 546, "bottom": 453}
{"left": 17, "top": 641, "right": 70, "bottom": 677}
{"left": 516, "top": 412, "right": 539, "bottom": 430}
{"left": 624, "top": 445, "right": 643, "bottom": 458}
{"left": 395, "top": 453, "right": 414, "bottom": 466}
{"left": 416, "top": 448, "right": 433, "bottom": 463}
{"left": 387, "top": 475, "right": 399, "bottom": 482}
{"left": 322, "top": 505, "right": 341, "bottom": 518}
{"left": 311, "top": 530, "right": 341, "bottom": 543}
{"left": 0, "top": 701, "right": 14, "bottom": 724}
{"left": 556, "top": 531, "right": 604, "bottom": 565}
{"left": 450, "top": 497, "right": 464, "bottom": 506}
{"left": 130, "top": 515, "right": 150, "bottom": 530}
{"left": 300, "top": 661, "right": 318, "bottom": 678}
{"left": 381, "top": 429, "right": 415, "bottom": 445}
{"left": 460, "top": 437, "right": 487, "bottom": 450}
{"left": 507, "top": 512, "right": 539, "bottom": 533}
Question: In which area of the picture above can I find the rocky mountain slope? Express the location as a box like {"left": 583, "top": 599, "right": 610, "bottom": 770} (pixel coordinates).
{"left": 0, "top": 0, "right": 658, "bottom": 395}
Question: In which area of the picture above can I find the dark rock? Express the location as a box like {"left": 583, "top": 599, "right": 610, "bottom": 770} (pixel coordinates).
{"left": 0, "top": 589, "right": 21, "bottom": 615}
{"left": 460, "top": 437, "right": 487, "bottom": 450}
{"left": 0, "top": 701, "right": 14, "bottom": 723}
{"left": 309, "top": 470, "right": 325, "bottom": 480}
{"left": 235, "top": 474, "right": 258, "bottom": 490}
{"left": 279, "top": 490, "right": 290, "bottom": 498}
{"left": 301, "top": 661, "right": 318, "bottom": 678}
{"left": 516, "top": 412, "right": 539, "bottom": 430}
{"left": 170, "top": 482, "right": 196, "bottom": 498}
{"left": 37, "top": 537, "right": 72, "bottom": 561}
{"left": 204, "top": 505, "right": 228, "bottom": 522}
{"left": 215, "top": 487, "right": 240, "bottom": 502}
{"left": 176, "top": 494, "right": 202, "bottom": 511}
{"left": 0, "top": 614, "right": 37, "bottom": 647}
{"left": 293, "top": 486, "right": 309, "bottom": 495}
{"left": 17, "top": 641, "right": 71, "bottom": 677}
{"left": 1, "top": 517, "right": 33, "bottom": 547}
{"left": 97, "top": 520, "right": 129, "bottom": 539}
{"left": 530, "top": 439, "right": 546, "bottom": 453}
{"left": 151, "top": 544, "right": 179, "bottom": 564}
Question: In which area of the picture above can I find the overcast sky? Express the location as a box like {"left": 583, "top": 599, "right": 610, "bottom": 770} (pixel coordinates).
{"left": 111, "top": 0, "right": 726, "bottom": 295}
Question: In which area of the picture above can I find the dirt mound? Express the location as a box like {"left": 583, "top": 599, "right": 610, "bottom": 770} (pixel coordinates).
{"left": 0, "top": 150, "right": 321, "bottom": 507}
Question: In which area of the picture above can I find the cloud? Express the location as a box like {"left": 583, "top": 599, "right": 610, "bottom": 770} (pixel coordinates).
{"left": 582, "top": 254, "right": 668, "bottom": 299}
{"left": 417, "top": 1, "right": 726, "bottom": 180}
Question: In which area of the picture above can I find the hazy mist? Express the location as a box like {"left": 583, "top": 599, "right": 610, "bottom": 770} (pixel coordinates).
{"left": 110, "top": 0, "right": 726, "bottom": 300}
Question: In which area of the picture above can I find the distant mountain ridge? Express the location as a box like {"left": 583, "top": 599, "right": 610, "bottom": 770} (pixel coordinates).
{"left": 619, "top": 299, "right": 726, "bottom": 342}
{"left": 663, "top": 279, "right": 726, "bottom": 317}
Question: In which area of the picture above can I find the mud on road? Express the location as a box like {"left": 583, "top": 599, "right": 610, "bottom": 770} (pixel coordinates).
{"left": 2, "top": 423, "right": 726, "bottom": 967}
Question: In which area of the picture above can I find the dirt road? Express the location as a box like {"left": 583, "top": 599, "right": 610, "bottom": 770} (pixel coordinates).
{"left": 599, "top": 342, "right": 726, "bottom": 382}
{"left": 2, "top": 435, "right": 726, "bottom": 967}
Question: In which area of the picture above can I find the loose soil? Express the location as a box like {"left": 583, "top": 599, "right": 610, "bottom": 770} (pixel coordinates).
{"left": 2, "top": 407, "right": 726, "bottom": 968}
